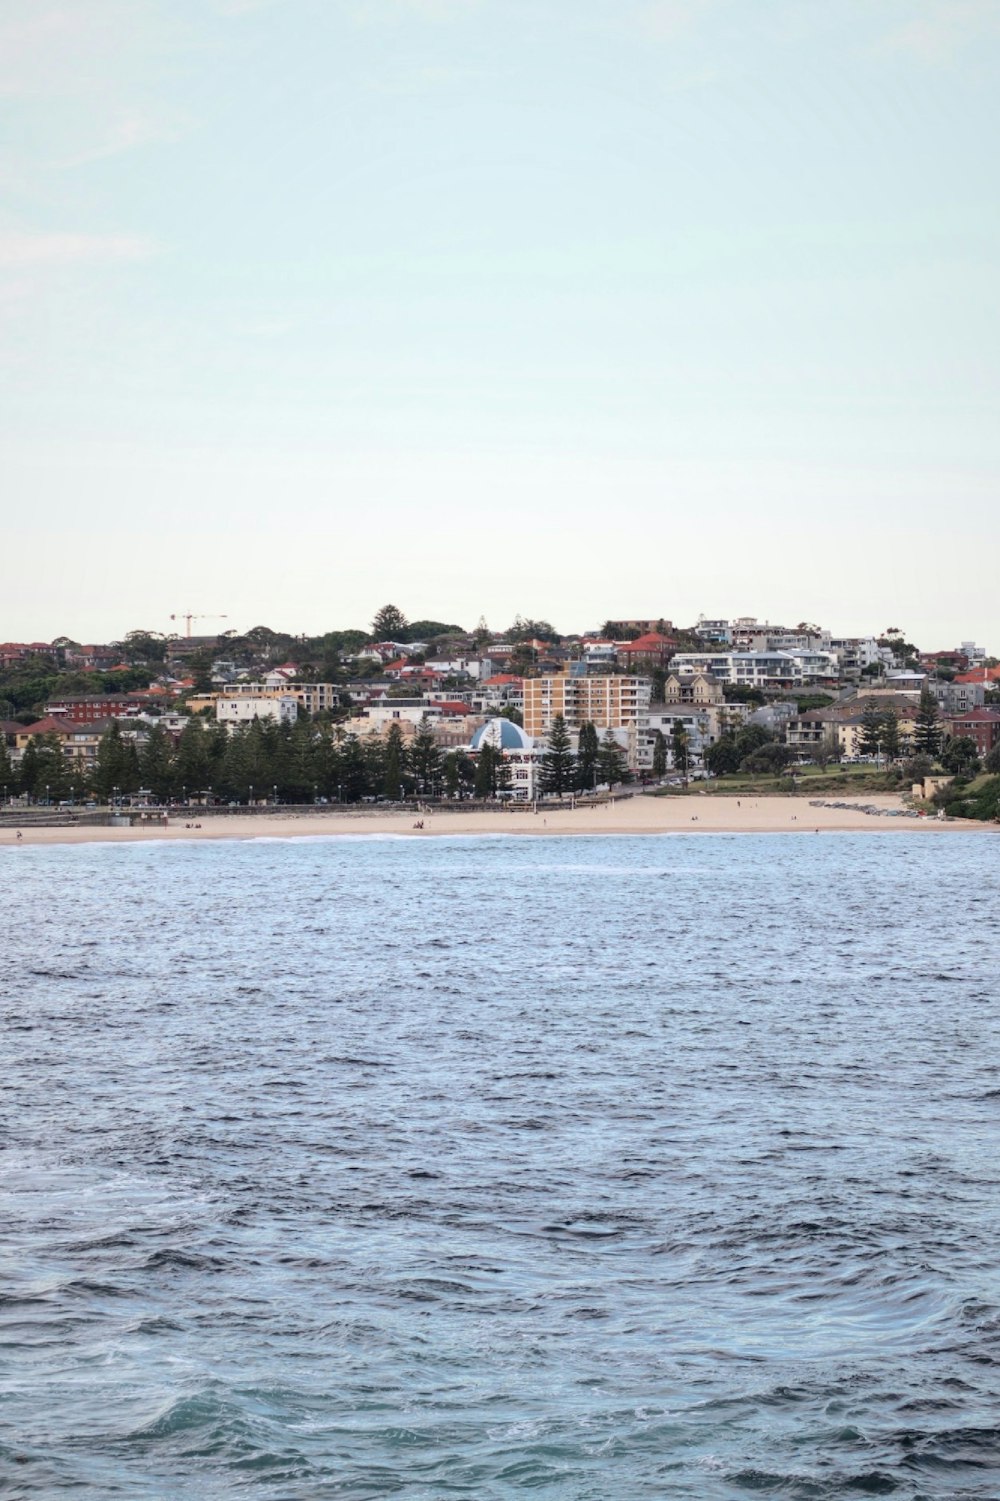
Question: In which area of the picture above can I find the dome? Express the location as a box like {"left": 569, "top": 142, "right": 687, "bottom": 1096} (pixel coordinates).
{"left": 470, "top": 718, "right": 532, "bottom": 752}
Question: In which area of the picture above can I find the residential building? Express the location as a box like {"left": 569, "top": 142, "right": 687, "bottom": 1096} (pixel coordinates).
{"left": 662, "top": 671, "right": 723, "bottom": 705}
{"left": 217, "top": 695, "right": 299, "bottom": 726}
{"left": 522, "top": 675, "right": 651, "bottom": 737}
{"left": 46, "top": 694, "right": 156, "bottom": 723}
{"left": 943, "top": 709, "right": 1000, "bottom": 756}
{"left": 668, "top": 651, "right": 839, "bottom": 686}
{"left": 930, "top": 679, "right": 985, "bottom": 715}
{"left": 617, "top": 631, "right": 677, "bottom": 672}
{"left": 220, "top": 681, "right": 344, "bottom": 716}
{"left": 522, "top": 675, "right": 651, "bottom": 769}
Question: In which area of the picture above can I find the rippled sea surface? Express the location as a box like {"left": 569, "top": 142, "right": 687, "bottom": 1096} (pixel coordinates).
{"left": 3, "top": 832, "right": 1000, "bottom": 1499}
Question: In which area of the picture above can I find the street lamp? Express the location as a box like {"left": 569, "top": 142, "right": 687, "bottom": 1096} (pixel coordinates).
{"left": 249, "top": 782, "right": 254, "bottom": 809}
{"left": 272, "top": 784, "right": 277, "bottom": 806}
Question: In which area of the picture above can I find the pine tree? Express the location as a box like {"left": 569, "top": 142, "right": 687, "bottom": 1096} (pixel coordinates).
{"left": 95, "top": 722, "right": 128, "bottom": 801}
{"left": 576, "top": 721, "right": 599, "bottom": 791}
{"left": 139, "top": 723, "right": 176, "bottom": 801}
{"left": 372, "top": 604, "right": 408, "bottom": 640}
{"left": 383, "top": 723, "right": 406, "bottom": 800}
{"left": 409, "top": 716, "right": 441, "bottom": 794}
{"left": 175, "top": 716, "right": 209, "bottom": 798}
{"left": 474, "top": 741, "right": 497, "bottom": 798}
{"left": 18, "top": 737, "right": 40, "bottom": 799}
{"left": 540, "top": 714, "right": 574, "bottom": 795}
{"left": 339, "top": 735, "right": 368, "bottom": 802}
{"left": 913, "top": 687, "right": 942, "bottom": 756}
{"left": 597, "top": 728, "right": 629, "bottom": 788}
{"left": 880, "top": 708, "right": 901, "bottom": 760}
{"left": 652, "top": 729, "right": 668, "bottom": 777}
{"left": 858, "top": 700, "right": 883, "bottom": 757}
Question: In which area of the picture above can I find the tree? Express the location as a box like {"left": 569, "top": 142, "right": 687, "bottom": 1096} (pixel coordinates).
{"left": 670, "top": 720, "right": 690, "bottom": 775}
{"left": 986, "top": 744, "right": 1000, "bottom": 775}
{"left": 507, "top": 615, "right": 557, "bottom": 643}
{"left": 372, "top": 604, "right": 408, "bottom": 640}
{"left": 858, "top": 700, "right": 883, "bottom": 758}
{"left": 382, "top": 723, "right": 406, "bottom": 800}
{"left": 409, "top": 717, "right": 441, "bottom": 794}
{"left": 741, "top": 743, "right": 792, "bottom": 774}
{"left": 95, "top": 722, "right": 139, "bottom": 800}
{"left": 652, "top": 729, "right": 667, "bottom": 777}
{"left": 880, "top": 707, "right": 901, "bottom": 761}
{"left": 704, "top": 736, "right": 743, "bottom": 775}
{"left": 540, "top": 714, "right": 574, "bottom": 796}
{"left": 913, "top": 687, "right": 942, "bottom": 756}
{"left": 443, "top": 750, "right": 461, "bottom": 798}
{"left": 902, "top": 754, "right": 934, "bottom": 783}
{"left": 0, "top": 736, "right": 13, "bottom": 798}
{"left": 139, "top": 723, "right": 176, "bottom": 801}
{"left": 940, "top": 736, "right": 980, "bottom": 777}
{"left": 119, "top": 629, "right": 167, "bottom": 664}
{"left": 597, "top": 729, "right": 629, "bottom": 788}
{"left": 474, "top": 741, "right": 498, "bottom": 798}
{"left": 509, "top": 642, "right": 537, "bottom": 677}
{"left": 576, "top": 721, "right": 599, "bottom": 790}
{"left": 19, "top": 733, "right": 70, "bottom": 801}
{"left": 175, "top": 716, "right": 210, "bottom": 795}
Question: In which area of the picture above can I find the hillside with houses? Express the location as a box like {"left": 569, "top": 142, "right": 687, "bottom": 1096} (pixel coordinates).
{"left": 2, "top": 610, "right": 999, "bottom": 819}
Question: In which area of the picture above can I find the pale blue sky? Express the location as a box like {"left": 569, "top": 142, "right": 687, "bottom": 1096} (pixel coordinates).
{"left": 2, "top": 0, "right": 998, "bottom": 646}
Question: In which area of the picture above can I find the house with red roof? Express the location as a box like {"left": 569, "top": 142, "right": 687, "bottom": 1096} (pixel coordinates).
{"left": 616, "top": 632, "right": 678, "bottom": 671}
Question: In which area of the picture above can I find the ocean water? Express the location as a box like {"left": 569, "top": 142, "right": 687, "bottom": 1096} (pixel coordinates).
{"left": 3, "top": 832, "right": 1000, "bottom": 1500}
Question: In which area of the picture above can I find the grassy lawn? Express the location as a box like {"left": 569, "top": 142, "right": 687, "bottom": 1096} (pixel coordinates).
{"left": 651, "top": 766, "right": 903, "bottom": 798}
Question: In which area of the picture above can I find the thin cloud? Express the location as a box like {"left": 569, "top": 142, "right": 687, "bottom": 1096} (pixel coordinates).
{"left": 0, "top": 231, "right": 158, "bottom": 268}
{"left": 53, "top": 113, "right": 188, "bottom": 170}
{"left": 878, "top": 0, "right": 1000, "bottom": 62}
{"left": 632, "top": 0, "right": 717, "bottom": 41}
{"left": 351, "top": 0, "right": 481, "bottom": 23}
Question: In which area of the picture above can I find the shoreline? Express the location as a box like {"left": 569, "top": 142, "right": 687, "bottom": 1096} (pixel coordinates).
{"left": 1, "top": 794, "right": 994, "bottom": 848}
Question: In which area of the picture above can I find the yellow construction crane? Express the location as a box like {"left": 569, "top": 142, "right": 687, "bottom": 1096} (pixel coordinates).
{"left": 170, "top": 612, "right": 228, "bottom": 638}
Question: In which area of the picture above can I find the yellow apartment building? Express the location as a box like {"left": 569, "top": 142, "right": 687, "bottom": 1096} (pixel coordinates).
{"left": 522, "top": 675, "right": 652, "bottom": 738}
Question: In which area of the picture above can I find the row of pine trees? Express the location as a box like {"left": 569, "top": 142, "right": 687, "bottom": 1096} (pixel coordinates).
{"left": 3, "top": 713, "right": 632, "bottom": 804}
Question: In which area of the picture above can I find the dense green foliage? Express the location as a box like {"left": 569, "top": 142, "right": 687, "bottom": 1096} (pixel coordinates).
{"left": 3, "top": 716, "right": 469, "bottom": 805}
{"left": 935, "top": 774, "right": 1000, "bottom": 822}
{"left": 703, "top": 724, "right": 774, "bottom": 776}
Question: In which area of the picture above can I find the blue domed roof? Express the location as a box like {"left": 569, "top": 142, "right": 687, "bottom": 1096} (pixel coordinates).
{"left": 471, "top": 718, "right": 532, "bottom": 751}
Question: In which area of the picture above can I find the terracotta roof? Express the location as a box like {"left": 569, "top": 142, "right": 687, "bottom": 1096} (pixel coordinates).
{"left": 619, "top": 632, "right": 676, "bottom": 651}
{"left": 16, "top": 716, "right": 76, "bottom": 737}
{"left": 955, "top": 666, "right": 1000, "bottom": 684}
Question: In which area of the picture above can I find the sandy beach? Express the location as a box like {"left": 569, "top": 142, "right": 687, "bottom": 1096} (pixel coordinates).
{"left": 1, "top": 794, "right": 992, "bottom": 847}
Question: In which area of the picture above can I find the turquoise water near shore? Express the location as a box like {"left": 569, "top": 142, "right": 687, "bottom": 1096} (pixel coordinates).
{"left": 3, "top": 833, "right": 1000, "bottom": 1498}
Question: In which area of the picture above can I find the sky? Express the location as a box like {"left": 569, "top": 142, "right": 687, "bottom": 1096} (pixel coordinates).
{"left": 2, "top": 0, "right": 999, "bottom": 648}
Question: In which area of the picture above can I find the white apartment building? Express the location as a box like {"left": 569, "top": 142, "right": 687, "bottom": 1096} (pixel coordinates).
{"left": 828, "top": 637, "right": 885, "bottom": 672}
{"left": 223, "top": 681, "right": 343, "bottom": 715}
{"left": 668, "top": 651, "right": 839, "bottom": 686}
{"left": 217, "top": 694, "right": 298, "bottom": 726}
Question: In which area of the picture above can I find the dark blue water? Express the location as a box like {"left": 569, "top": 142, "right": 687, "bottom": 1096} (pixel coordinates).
{"left": 3, "top": 833, "right": 1000, "bottom": 1499}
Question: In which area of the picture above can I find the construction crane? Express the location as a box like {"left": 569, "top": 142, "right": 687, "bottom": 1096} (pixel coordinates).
{"left": 170, "top": 612, "right": 228, "bottom": 638}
